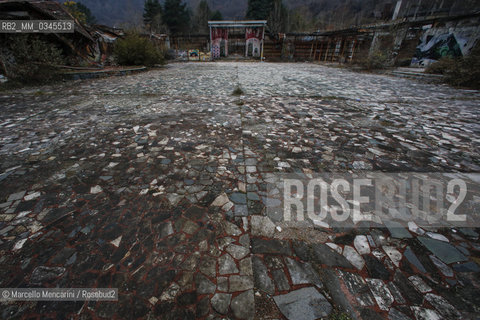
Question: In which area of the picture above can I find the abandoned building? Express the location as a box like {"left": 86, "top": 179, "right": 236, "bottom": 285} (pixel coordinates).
{"left": 0, "top": 0, "right": 94, "bottom": 59}
{"left": 172, "top": 6, "right": 480, "bottom": 66}
{"left": 207, "top": 20, "right": 267, "bottom": 59}
{"left": 0, "top": 0, "right": 124, "bottom": 72}
{"left": 0, "top": 0, "right": 478, "bottom": 68}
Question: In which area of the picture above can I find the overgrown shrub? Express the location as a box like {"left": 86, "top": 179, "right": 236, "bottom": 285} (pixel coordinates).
{"left": 356, "top": 50, "right": 390, "bottom": 71}
{"left": 1, "top": 35, "right": 64, "bottom": 83}
{"left": 232, "top": 85, "right": 244, "bottom": 96}
{"left": 114, "top": 34, "right": 165, "bottom": 67}
{"left": 425, "top": 56, "right": 457, "bottom": 75}
{"left": 426, "top": 44, "right": 480, "bottom": 89}
{"left": 395, "top": 58, "right": 413, "bottom": 67}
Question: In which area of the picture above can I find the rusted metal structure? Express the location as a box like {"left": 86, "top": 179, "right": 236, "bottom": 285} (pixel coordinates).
{"left": 207, "top": 20, "right": 267, "bottom": 59}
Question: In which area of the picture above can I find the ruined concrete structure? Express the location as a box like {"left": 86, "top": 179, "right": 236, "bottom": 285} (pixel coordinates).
{"left": 0, "top": 0, "right": 124, "bottom": 67}
{"left": 172, "top": 9, "right": 479, "bottom": 66}
{"left": 263, "top": 10, "right": 480, "bottom": 66}
{"left": 207, "top": 20, "right": 267, "bottom": 59}
{"left": 0, "top": 0, "right": 94, "bottom": 58}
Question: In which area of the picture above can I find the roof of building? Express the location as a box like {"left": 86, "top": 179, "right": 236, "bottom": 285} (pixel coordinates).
{"left": 208, "top": 20, "right": 267, "bottom": 28}
{"left": 0, "top": 0, "right": 93, "bottom": 41}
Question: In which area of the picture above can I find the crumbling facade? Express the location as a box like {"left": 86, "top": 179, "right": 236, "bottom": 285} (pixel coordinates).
{"left": 0, "top": 0, "right": 126, "bottom": 69}
{"left": 263, "top": 11, "right": 480, "bottom": 66}
{"left": 208, "top": 20, "right": 267, "bottom": 59}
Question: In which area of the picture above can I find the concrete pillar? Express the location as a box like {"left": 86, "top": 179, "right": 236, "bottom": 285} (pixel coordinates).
{"left": 392, "top": 0, "right": 403, "bottom": 20}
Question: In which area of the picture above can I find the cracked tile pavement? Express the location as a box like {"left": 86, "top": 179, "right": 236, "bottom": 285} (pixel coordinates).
{"left": 0, "top": 62, "right": 480, "bottom": 319}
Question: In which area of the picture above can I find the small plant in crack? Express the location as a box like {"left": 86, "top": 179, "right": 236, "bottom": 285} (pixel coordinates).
{"left": 232, "top": 85, "right": 244, "bottom": 96}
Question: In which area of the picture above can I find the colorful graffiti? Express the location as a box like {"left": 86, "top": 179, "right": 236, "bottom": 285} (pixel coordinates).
{"left": 412, "top": 32, "right": 466, "bottom": 66}
{"left": 188, "top": 49, "right": 200, "bottom": 61}
{"left": 211, "top": 28, "right": 228, "bottom": 59}
{"left": 245, "top": 27, "right": 263, "bottom": 58}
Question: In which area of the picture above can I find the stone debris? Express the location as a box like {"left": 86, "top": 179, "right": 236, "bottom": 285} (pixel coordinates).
{"left": 226, "top": 244, "right": 249, "bottom": 260}
{"left": 0, "top": 62, "right": 479, "bottom": 319}
{"left": 13, "top": 238, "right": 27, "bottom": 250}
{"left": 326, "top": 242, "right": 343, "bottom": 254}
{"left": 388, "top": 308, "right": 411, "bottom": 320}
{"left": 231, "top": 290, "right": 255, "bottom": 320}
{"left": 418, "top": 236, "right": 468, "bottom": 264}
{"left": 429, "top": 254, "right": 453, "bottom": 277}
{"left": 250, "top": 215, "right": 276, "bottom": 237}
{"left": 252, "top": 256, "right": 275, "bottom": 294}
{"left": 411, "top": 307, "right": 441, "bottom": 320}
{"left": 24, "top": 191, "right": 41, "bottom": 201}
{"left": 211, "top": 293, "right": 231, "bottom": 314}
{"left": 408, "top": 275, "right": 432, "bottom": 293}
{"left": 408, "top": 221, "right": 425, "bottom": 235}
{"left": 343, "top": 245, "right": 365, "bottom": 270}
{"left": 354, "top": 235, "right": 371, "bottom": 254}
{"left": 404, "top": 246, "right": 427, "bottom": 273}
{"left": 424, "top": 293, "right": 461, "bottom": 318}
{"left": 383, "top": 246, "right": 402, "bottom": 267}
{"left": 365, "top": 278, "right": 394, "bottom": 310}
{"left": 109, "top": 236, "right": 122, "bottom": 248}
{"left": 285, "top": 257, "right": 322, "bottom": 286}
{"left": 212, "top": 193, "right": 229, "bottom": 207}
{"left": 29, "top": 266, "right": 66, "bottom": 284}
{"left": 219, "top": 254, "right": 239, "bottom": 275}
{"left": 7, "top": 191, "right": 26, "bottom": 202}
{"left": 384, "top": 221, "right": 413, "bottom": 239}
{"left": 273, "top": 287, "right": 332, "bottom": 320}
{"left": 89, "top": 185, "right": 103, "bottom": 194}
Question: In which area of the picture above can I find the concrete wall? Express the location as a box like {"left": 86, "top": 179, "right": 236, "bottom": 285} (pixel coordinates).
{"left": 411, "top": 17, "right": 480, "bottom": 66}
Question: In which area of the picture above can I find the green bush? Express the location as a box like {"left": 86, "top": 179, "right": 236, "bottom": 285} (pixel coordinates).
{"left": 426, "top": 45, "right": 480, "bottom": 89}
{"left": 356, "top": 50, "right": 390, "bottom": 71}
{"left": 2, "top": 35, "right": 64, "bottom": 83}
{"left": 114, "top": 34, "right": 165, "bottom": 67}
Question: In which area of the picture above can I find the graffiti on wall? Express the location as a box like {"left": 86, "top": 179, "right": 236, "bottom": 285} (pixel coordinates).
{"left": 211, "top": 28, "right": 228, "bottom": 59}
{"left": 411, "top": 26, "right": 478, "bottom": 66}
{"left": 245, "top": 27, "right": 263, "bottom": 57}
{"left": 188, "top": 49, "right": 200, "bottom": 61}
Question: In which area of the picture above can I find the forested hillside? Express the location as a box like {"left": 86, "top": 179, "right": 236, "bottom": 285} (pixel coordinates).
{"left": 60, "top": 0, "right": 480, "bottom": 31}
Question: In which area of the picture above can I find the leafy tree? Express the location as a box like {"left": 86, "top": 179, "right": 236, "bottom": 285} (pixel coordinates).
{"left": 143, "top": 0, "right": 163, "bottom": 32}
{"left": 76, "top": 2, "right": 97, "bottom": 24}
{"left": 287, "top": 7, "right": 315, "bottom": 32}
{"left": 163, "top": 0, "right": 190, "bottom": 35}
{"left": 63, "top": 1, "right": 86, "bottom": 24}
{"left": 63, "top": 1, "right": 96, "bottom": 25}
{"left": 192, "top": 1, "right": 223, "bottom": 33}
{"left": 2, "top": 35, "right": 64, "bottom": 83}
{"left": 210, "top": 10, "right": 223, "bottom": 20}
{"left": 246, "top": 0, "right": 288, "bottom": 33}
{"left": 193, "top": 0, "right": 211, "bottom": 33}
{"left": 268, "top": 0, "right": 287, "bottom": 34}
{"left": 246, "top": 0, "right": 273, "bottom": 20}
{"left": 114, "top": 33, "right": 164, "bottom": 66}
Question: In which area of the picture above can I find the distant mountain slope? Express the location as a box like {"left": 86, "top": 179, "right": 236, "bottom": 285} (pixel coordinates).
{"left": 58, "top": 0, "right": 480, "bottom": 29}
{"left": 57, "top": 0, "right": 248, "bottom": 26}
